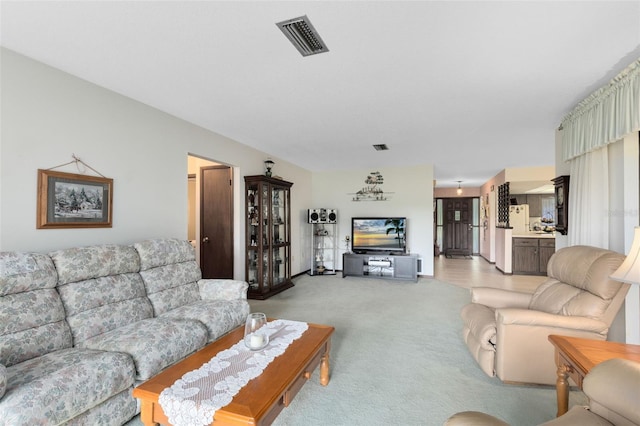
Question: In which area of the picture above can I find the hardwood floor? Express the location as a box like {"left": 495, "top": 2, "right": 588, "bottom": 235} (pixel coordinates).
{"left": 434, "top": 254, "right": 546, "bottom": 293}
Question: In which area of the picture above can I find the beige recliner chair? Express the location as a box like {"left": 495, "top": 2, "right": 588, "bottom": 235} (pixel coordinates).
{"left": 445, "top": 358, "right": 640, "bottom": 425}
{"left": 461, "top": 245, "right": 629, "bottom": 385}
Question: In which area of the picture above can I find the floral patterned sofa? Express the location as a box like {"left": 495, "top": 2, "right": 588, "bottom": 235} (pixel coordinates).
{"left": 0, "top": 238, "right": 250, "bottom": 425}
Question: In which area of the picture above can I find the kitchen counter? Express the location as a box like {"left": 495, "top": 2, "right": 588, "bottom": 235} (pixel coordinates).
{"left": 513, "top": 232, "right": 556, "bottom": 239}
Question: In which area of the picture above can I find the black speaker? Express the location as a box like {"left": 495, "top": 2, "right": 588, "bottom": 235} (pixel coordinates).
{"left": 308, "top": 209, "right": 321, "bottom": 223}
{"left": 326, "top": 209, "right": 337, "bottom": 223}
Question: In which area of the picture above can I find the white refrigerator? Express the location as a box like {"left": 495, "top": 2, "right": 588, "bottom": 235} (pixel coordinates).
{"left": 509, "top": 204, "right": 529, "bottom": 234}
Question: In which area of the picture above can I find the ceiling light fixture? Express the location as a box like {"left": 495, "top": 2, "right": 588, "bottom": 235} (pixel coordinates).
{"left": 276, "top": 15, "right": 329, "bottom": 57}
{"left": 373, "top": 144, "right": 389, "bottom": 151}
{"left": 457, "top": 181, "right": 463, "bottom": 195}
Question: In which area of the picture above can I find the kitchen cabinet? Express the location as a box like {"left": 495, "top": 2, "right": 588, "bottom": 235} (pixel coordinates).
{"left": 245, "top": 175, "right": 294, "bottom": 299}
{"left": 527, "top": 194, "right": 542, "bottom": 217}
{"left": 538, "top": 239, "right": 556, "bottom": 274}
{"left": 513, "top": 237, "right": 555, "bottom": 275}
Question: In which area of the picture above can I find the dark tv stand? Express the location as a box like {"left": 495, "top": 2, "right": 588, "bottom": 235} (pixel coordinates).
{"left": 342, "top": 253, "right": 418, "bottom": 282}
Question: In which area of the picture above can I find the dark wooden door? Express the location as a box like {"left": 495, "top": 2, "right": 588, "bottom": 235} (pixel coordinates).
{"left": 443, "top": 198, "right": 473, "bottom": 257}
{"left": 200, "top": 166, "right": 233, "bottom": 278}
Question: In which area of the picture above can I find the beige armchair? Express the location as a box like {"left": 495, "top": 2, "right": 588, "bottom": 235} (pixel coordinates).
{"left": 461, "top": 245, "right": 629, "bottom": 385}
{"left": 445, "top": 358, "right": 640, "bottom": 425}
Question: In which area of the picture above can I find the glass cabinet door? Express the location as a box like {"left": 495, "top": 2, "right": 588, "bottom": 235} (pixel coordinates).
{"left": 246, "top": 182, "right": 260, "bottom": 291}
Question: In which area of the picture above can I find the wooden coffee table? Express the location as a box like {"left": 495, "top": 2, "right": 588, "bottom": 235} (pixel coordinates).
{"left": 133, "top": 321, "right": 334, "bottom": 426}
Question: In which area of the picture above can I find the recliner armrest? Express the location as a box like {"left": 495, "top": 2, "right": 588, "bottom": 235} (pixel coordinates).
{"left": 496, "top": 308, "right": 608, "bottom": 334}
{"left": 584, "top": 358, "right": 640, "bottom": 425}
{"left": 198, "top": 279, "right": 249, "bottom": 301}
{"left": 470, "top": 287, "right": 532, "bottom": 309}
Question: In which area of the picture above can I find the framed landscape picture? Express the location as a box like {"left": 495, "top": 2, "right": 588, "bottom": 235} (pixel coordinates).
{"left": 37, "top": 169, "right": 113, "bottom": 229}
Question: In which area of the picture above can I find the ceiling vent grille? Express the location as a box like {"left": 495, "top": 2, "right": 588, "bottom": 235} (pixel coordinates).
{"left": 276, "top": 15, "right": 329, "bottom": 57}
{"left": 373, "top": 144, "right": 389, "bottom": 151}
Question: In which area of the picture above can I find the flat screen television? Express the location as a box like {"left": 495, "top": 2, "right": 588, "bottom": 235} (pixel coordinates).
{"left": 351, "top": 217, "right": 407, "bottom": 254}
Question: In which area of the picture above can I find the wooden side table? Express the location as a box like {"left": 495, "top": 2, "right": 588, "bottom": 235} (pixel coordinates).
{"left": 548, "top": 334, "right": 640, "bottom": 417}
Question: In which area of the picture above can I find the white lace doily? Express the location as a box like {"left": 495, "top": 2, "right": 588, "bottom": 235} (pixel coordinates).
{"left": 158, "top": 319, "right": 309, "bottom": 426}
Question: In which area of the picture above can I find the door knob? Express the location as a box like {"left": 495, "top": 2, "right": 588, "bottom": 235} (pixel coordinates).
{"left": 202, "top": 236, "right": 210, "bottom": 243}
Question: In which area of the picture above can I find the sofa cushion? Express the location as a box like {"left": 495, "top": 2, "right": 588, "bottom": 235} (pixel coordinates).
{"left": 160, "top": 299, "right": 250, "bottom": 342}
{"left": 535, "top": 247, "right": 624, "bottom": 319}
{"left": 51, "top": 244, "right": 155, "bottom": 345}
{"left": 1, "top": 252, "right": 72, "bottom": 367}
{"left": 135, "top": 239, "right": 204, "bottom": 315}
{"left": 0, "top": 251, "right": 57, "bottom": 295}
{"left": 64, "top": 388, "right": 137, "bottom": 426}
{"left": 562, "top": 292, "right": 610, "bottom": 318}
{"left": 528, "top": 279, "right": 582, "bottom": 314}
{"left": 77, "top": 317, "right": 207, "bottom": 380}
{"left": 135, "top": 238, "right": 195, "bottom": 270}
{"left": 0, "top": 348, "right": 135, "bottom": 425}
{"left": 50, "top": 244, "right": 140, "bottom": 285}
{"left": 57, "top": 273, "right": 153, "bottom": 344}
{"left": 547, "top": 246, "right": 624, "bottom": 299}
{"left": 140, "top": 262, "right": 201, "bottom": 315}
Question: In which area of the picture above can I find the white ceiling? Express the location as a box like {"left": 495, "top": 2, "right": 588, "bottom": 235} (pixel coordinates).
{"left": 2, "top": 1, "right": 639, "bottom": 188}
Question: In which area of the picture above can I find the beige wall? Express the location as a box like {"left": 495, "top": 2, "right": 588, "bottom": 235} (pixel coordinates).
{"left": 0, "top": 48, "right": 313, "bottom": 278}
{"left": 433, "top": 187, "right": 481, "bottom": 198}
{"left": 312, "top": 164, "right": 435, "bottom": 276}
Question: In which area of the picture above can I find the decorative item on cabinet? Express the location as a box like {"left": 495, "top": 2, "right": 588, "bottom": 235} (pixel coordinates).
{"left": 553, "top": 175, "right": 569, "bottom": 235}
{"left": 264, "top": 159, "right": 274, "bottom": 177}
{"left": 244, "top": 175, "right": 293, "bottom": 299}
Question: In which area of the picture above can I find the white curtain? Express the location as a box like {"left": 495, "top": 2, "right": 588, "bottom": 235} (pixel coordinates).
{"left": 562, "top": 59, "right": 640, "bottom": 162}
{"left": 567, "top": 146, "right": 609, "bottom": 248}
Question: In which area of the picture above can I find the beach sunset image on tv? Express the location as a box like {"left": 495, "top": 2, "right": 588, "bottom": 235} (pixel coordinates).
{"left": 352, "top": 218, "right": 405, "bottom": 250}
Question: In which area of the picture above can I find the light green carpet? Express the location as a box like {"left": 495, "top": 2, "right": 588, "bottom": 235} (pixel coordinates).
{"left": 126, "top": 274, "right": 586, "bottom": 425}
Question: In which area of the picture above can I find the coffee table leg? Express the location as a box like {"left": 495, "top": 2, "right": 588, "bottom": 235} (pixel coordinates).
{"left": 555, "top": 364, "right": 570, "bottom": 417}
{"left": 139, "top": 400, "right": 159, "bottom": 426}
{"left": 320, "top": 342, "right": 330, "bottom": 386}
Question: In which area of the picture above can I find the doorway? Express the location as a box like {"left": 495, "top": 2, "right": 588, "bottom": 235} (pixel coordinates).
{"left": 438, "top": 197, "right": 479, "bottom": 257}
{"left": 187, "top": 156, "right": 234, "bottom": 279}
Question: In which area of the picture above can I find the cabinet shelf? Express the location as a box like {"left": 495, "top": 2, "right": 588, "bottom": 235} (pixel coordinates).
{"left": 245, "top": 175, "right": 294, "bottom": 300}
{"left": 309, "top": 222, "right": 338, "bottom": 276}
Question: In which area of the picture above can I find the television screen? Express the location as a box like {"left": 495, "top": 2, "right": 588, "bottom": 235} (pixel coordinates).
{"left": 352, "top": 217, "right": 406, "bottom": 253}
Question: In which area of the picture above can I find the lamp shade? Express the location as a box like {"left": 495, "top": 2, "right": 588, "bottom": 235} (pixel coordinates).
{"left": 610, "top": 227, "right": 640, "bottom": 285}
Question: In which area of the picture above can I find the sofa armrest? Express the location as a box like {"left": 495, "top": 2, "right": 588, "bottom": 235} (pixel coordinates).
{"left": 198, "top": 279, "right": 248, "bottom": 301}
{"left": 496, "top": 308, "right": 608, "bottom": 334}
{"left": 0, "top": 364, "right": 6, "bottom": 399}
{"left": 470, "top": 287, "right": 532, "bottom": 309}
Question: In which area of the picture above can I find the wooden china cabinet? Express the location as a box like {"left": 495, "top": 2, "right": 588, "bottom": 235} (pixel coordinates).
{"left": 244, "top": 175, "right": 294, "bottom": 299}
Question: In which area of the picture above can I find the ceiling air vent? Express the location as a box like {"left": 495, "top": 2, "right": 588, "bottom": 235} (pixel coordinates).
{"left": 276, "top": 15, "right": 329, "bottom": 57}
{"left": 373, "top": 144, "right": 389, "bottom": 151}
